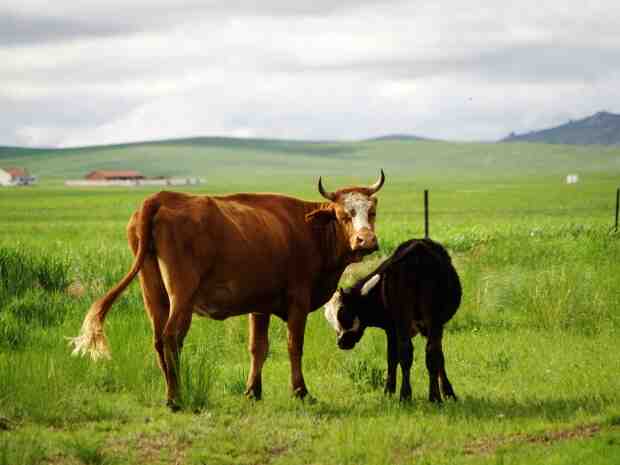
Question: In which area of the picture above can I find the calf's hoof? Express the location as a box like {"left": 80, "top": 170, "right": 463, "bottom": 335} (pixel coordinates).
{"left": 429, "top": 395, "right": 443, "bottom": 404}
{"left": 399, "top": 386, "right": 412, "bottom": 402}
{"left": 166, "top": 399, "right": 182, "bottom": 412}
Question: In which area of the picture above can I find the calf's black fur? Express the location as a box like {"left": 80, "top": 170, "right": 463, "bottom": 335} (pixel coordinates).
{"left": 327, "top": 238, "right": 461, "bottom": 402}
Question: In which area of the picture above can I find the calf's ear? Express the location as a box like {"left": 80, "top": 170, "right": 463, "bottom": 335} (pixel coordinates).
{"left": 361, "top": 274, "right": 381, "bottom": 296}
{"left": 305, "top": 205, "right": 336, "bottom": 226}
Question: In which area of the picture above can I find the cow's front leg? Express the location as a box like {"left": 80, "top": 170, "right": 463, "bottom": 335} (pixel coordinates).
{"left": 245, "top": 313, "right": 270, "bottom": 400}
{"left": 384, "top": 328, "right": 398, "bottom": 395}
{"left": 286, "top": 305, "right": 309, "bottom": 399}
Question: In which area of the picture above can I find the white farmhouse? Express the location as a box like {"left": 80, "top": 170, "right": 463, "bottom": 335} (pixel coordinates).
{"left": 0, "top": 167, "right": 37, "bottom": 186}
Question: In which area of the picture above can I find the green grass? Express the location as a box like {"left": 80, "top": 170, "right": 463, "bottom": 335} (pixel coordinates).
{"left": 0, "top": 139, "right": 619, "bottom": 464}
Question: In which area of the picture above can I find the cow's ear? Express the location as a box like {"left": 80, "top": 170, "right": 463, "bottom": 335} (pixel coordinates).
{"left": 305, "top": 205, "right": 336, "bottom": 226}
{"left": 361, "top": 274, "right": 381, "bottom": 296}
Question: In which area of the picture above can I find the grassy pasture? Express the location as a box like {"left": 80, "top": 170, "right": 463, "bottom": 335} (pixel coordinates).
{"left": 0, "top": 139, "right": 619, "bottom": 464}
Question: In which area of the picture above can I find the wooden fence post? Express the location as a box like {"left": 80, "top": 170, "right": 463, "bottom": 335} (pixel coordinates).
{"left": 615, "top": 188, "right": 619, "bottom": 233}
{"left": 424, "top": 189, "right": 429, "bottom": 239}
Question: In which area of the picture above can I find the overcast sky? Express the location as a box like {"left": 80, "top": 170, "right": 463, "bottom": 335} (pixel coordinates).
{"left": 2, "top": 1, "right": 620, "bottom": 147}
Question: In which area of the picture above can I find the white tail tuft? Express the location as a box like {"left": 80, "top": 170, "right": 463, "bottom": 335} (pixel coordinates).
{"left": 67, "top": 311, "right": 111, "bottom": 361}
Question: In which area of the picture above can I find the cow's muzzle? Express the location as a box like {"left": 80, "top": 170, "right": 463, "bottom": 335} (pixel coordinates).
{"left": 337, "top": 331, "right": 363, "bottom": 350}
{"left": 351, "top": 228, "right": 378, "bottom": 253}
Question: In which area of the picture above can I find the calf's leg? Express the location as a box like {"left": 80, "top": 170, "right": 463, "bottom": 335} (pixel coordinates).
{"left": 384, "top": 328, "right": 398, "bottom": 395}
{"left": 439, "top": 366, "right": 457, "bottom": 401}
{"left": 245, "top": 313, "right": 271, "bottom": 400}
{"left": 397, "top": 331, "right": 413, "bottom": 401}
{"left": 425, "top": 325, "right": 444, "bottom": 403}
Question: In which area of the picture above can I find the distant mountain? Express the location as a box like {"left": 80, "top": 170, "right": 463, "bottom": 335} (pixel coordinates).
{"left": 502, "top": 111, "right": 620, "bottom": 145}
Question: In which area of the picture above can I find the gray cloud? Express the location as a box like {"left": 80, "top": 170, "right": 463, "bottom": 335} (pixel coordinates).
{"left": 310, "top": 43, "right": 620, "bottom": 84}
{"left": 0, "top": 1, "right": 398, "bottom": 46}
{"left": 0, "top": 12, "right": 138, "bottom": 46}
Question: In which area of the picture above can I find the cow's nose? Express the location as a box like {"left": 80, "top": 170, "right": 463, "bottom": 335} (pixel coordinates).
{"left": 354, "top": 233, "right": 377, "bottom": 250}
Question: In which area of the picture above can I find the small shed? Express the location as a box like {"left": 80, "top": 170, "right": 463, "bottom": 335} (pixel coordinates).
{"left": 566, "top": 174, "right": 579, "bottom": 184}
{"left": 85, "top": 170, "right": 145, "bottom": 181}
{"left": 0, "top": 167, "right": 36, "bottom": 186}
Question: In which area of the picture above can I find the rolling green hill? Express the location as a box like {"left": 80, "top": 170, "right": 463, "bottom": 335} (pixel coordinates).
{"left": 502, "top": 111, "right": 620, "bottom": 145}
{"left": 1, "top": 137, "right": 619, "bottom": 189}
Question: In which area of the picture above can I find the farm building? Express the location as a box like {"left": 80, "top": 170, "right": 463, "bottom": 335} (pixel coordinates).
{"left": 66, "top": 170, "right": 203, "bottom": 187}
{"left": 0, "top": 167, "right": 37, "bottom": 186}
{"left": 85, "top": 170, "right": 145, "bottom": 181}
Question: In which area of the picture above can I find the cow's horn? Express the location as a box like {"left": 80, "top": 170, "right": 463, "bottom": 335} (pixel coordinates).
{"left": 318, "top": 176, "right": 336, "bottom": 201}
{"left": 367, "top": 169, "right": 385, "bottom": 195}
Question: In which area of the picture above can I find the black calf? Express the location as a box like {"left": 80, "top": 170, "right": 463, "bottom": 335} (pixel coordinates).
{"left": 324, "top": 238, "right": 461, "bottom": 402}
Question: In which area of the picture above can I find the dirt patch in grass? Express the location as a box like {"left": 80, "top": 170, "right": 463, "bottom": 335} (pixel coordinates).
{"left": 106, "top": 431, "right": 191, "bottom": 465}
{"left": 463, "top": 423, "right": 605, "bottom": 455}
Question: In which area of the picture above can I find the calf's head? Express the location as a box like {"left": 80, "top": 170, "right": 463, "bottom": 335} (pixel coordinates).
{"left": 306, "top": 170, "right": 384, "bottom": 261}
{"left": 324, "top": 274, "right": 381, "bottom": 350}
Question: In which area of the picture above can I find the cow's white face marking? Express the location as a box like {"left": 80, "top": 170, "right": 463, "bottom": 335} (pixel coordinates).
{"left": 342, "top": 192, "right": 374, "bottom": 233}
{"left": 324, "top": 290, "right": 360, "bottom": 336}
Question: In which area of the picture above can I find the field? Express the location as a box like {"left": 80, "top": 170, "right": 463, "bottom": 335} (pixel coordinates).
{"left": 1, "top": 139, "right": 620, "bottom": 464}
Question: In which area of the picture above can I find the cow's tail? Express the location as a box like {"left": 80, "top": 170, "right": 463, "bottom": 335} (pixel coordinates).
{"left": 68, "top": 195, "right": 161, "bottom": 360}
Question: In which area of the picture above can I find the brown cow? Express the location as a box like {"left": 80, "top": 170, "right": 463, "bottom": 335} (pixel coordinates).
{"left": 70, "top": 172, "right": 385, "bottom": 410}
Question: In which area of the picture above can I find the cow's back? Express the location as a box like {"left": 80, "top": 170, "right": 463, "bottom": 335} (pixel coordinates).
{"left": 145, "top": 190, "right": 328, "bottom": 316}
{"left": 381, "top": 239, "right": 461, "bottom": 325}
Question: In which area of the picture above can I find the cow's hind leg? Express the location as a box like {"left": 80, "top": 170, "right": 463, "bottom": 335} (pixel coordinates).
{"left": 129, "top": 219, "right": 171, "bottom": 391}
{"left": 437, "top": 330, "right": 457, "bottom": 400}
{"left": 139, "top": 258, "right": 170, "bottom": 390}
{"left": 245, "top": 313, "right": 271, "bottom": 400}
{"left": 425, "top": 325, "right": 444, "bottom": 403}
{"left": 162, "top": 298, "right": 193, "bottom": 411}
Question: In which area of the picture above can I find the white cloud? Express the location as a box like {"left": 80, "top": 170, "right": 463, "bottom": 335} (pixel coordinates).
{"left": 1, "top": 0, "right": 620, "bottom": 147}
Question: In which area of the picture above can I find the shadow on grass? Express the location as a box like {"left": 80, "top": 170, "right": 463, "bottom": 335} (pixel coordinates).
{"left": 444, "top": 394, "right": 613, "bottom": 421}
{"left": 264, "top": 391, "right": 614, "bottom": 423}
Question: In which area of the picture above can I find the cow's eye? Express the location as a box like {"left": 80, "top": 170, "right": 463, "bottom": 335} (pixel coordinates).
{"left": 349, "top": 209, "right": 356, "bottom": 217}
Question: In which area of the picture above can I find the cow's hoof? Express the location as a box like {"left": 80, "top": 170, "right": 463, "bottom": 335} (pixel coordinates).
{"left": 293, "top": 386, "right": 309, "bottom": 399}
{"left": 166, "top": 400, "right": 182, "bottom": 412}
{"left": 384, "top": 385, "right": 396, "bottom": 396}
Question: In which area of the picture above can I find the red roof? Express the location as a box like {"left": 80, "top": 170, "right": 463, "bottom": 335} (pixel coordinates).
{"left": 86, "top": 170, "right": 144, "bottom": 180}
{"left": 2, "top": 167, "right": 29, "bottom": 177}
